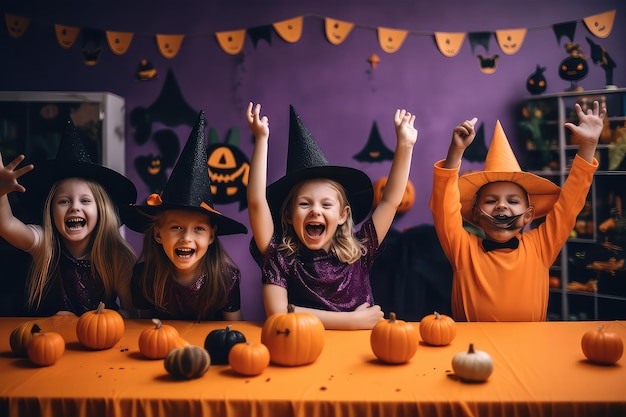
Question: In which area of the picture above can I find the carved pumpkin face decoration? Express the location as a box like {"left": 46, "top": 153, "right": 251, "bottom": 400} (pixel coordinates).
{"left": 373, "top": 177, "right": 415, "bottom": 214}
{"left": 55, "top": 24, "right": 80, "bottom": 49}
{"left": 215, "top": 30, "right": 246, "bottom": 55}
{"left": 526, "top": 65, "right": 547, "bottom": 95}
{"left": 559, "top": 56, "right": 588, "bottom": 82}
{"left": 377, "top": 27, "right": 408, "bottom": 53}
{"left": 325, "top": 18, "right": 354, "bottom": 45}
{"left": 495, "top": 28, "right": 526, "bottom": 55}
{"left": 207, "top": 129, "right": 250, "bottom": 210}
{"left": 5, "top": 14, "right": 30, "bottom": 39}
{"left": 434, "top": 32, "right": 465, "bottom": 57}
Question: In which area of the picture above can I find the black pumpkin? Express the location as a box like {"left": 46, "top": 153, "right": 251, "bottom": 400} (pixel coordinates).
{"left": 164, "top": 345, "right": 210, "bottom": 380}
{"left": 204, "top": 325, "right": 246, "bottom": 364}
{"left": 526, "top": 65, "right": 547, "bottom": 95}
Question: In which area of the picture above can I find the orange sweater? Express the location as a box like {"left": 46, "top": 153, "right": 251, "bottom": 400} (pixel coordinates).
{"left": 430, "top": 155, "right": 597, "bottom": 322}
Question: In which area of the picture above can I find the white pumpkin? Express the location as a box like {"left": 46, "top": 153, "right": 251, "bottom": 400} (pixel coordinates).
{"left": 452, "top": 343, "right": 494, "bottom": 382}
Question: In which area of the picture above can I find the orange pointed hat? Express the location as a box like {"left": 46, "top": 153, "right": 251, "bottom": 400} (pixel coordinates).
{"left": 458, "top": 120, "right": 561, "bottom": 223}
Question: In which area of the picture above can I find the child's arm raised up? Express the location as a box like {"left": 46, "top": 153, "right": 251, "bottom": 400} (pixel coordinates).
{"left": 0, "top": 153, "right": 36, "bottom": 251}
{"left": 565, "top": 101, "right": 606, "bottom": 163}
{"left": 246, "top": 102, "right": 274, "bottom": 255}
{"left": 371, "top": 109, "right": 417, "bottom": 243}
{"left": 443, "top": 117, "right": 478, "bottom": 169}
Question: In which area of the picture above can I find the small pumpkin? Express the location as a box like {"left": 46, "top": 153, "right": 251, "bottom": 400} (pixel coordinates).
{"left": 370, "top": 312, "right": 418, "bottom": 364}
{"left": 581, "top": 325, "right": 623, "bottom": 365}
{"left": 10, "top": 321, "right": 41, "bottom": 357}
{"left": 164, "top": 345, "right": 211, "bottom": 380}
{"left": 419, "top": 311, "right": 456, "bottom": 346}
{"left": 261, "top": 304, "right": 325, "bottom": 366}
{"left": 452, "top": 343, "right": 494, "bottom": 382}
{"left": 229, "top": 341, "right": 270, "bottom": 376}
{"left": 373, "top": 177, "right": 415, "bottom": 214}
{"left": 204, "top": 325, "right": 247, "bottom": 365}
{"left": 27, "top": 330, "right": 65, "bottom": 366}
{"left": 139, "top": 318, "right": 188, "bottom": 359}
{"left": 76, "top": 301, "right": 125, "bottom": 350}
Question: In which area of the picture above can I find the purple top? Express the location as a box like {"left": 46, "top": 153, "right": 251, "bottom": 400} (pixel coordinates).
{"left": 251, "top": 218, "right": 379, "bottom": 312}
{"left": 130, "top": 262, "right": 241, "bottom": 321}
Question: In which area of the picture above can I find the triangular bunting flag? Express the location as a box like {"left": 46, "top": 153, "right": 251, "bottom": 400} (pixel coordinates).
{"left": 434, "top": 32, "right": 465, "bottom": 57}
{"left": 247, "top": 25, "right": 273, "bottom": 48}
{"left": 215, "top": 29, "right": 246, "bottom": 55}
{"left": 377, "top": 27, "right": 408, "bottom": 53}
{"left": 495, "top": 28, "right": 526, "bottom": 55}
{"left": 325, "top": 17, "right": 354, "bottom": 45}
{"left": 106, "top": 31, "right": 134, "bottom": 55}
{"left": 553, "top": 21, "right": 577, "bottom": 45}
{"left": 156, "top": 34, "right": 184, "bottom": 58}
{"left": 583, "top": 9, "right": 616, "bottom": 39}
{"left": 468, "top": 32, "right": 492, "bottom": 54}
{"left": 5, "top": 14, "right": 30, "bottom": 39}
{"left": 273, "top": 16, "right": 303, "bottom": 43}
{"left": 55, "top": 24, "right": 80, "bottom": 49}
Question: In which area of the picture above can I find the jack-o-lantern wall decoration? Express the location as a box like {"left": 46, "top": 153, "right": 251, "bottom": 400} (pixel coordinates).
{"left": 559, "top": 43, "right": 588, "bottom": 91}
{"left": 526, "top": 65, "right": 547, "bottom": 95}
{"left": 207, "top": 127, "right": 250, "bottom": 210}
{"left": 373, "top": 177, "right": 415, "bottom": 214}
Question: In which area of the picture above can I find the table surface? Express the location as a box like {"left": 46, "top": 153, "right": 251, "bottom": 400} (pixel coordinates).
{"left": 0, "top": 316, "right": 625, "bottom": 417}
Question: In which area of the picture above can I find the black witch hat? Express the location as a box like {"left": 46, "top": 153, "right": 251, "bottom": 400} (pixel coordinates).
{"left": 20, "top": 118, "right": 137, "bottom": 217}
{"left": 267, "top": 105, "right": 374, "bottom": 224}
{"left": 123, "top": 111, "right": 247, "bottom": 236}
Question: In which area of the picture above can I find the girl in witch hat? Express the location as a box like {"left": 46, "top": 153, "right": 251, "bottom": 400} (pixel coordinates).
{"left": 124, "top": 111, "right": 248, "bottom": 321}
{"left": 430, "top": 101, "right": 606, "bottom": 322}
{"left": 0, "top": 119, "right": 137, "bottom": 316}
{"left": 246, "top": 102, "right": 417, "bottom": 330}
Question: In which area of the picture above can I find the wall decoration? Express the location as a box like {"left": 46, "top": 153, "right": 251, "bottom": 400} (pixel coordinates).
{"left": 134, "top": 129, "right": 180, "bottom": 195}
{"left": 207, "top": 127, "right": 250, "bottom": 210}
{"left": 434, "top": 32, "right": 465, "bottom": 57}
{"left": 247, "top": 25, "right": 272, "bottom": 48}
{"left": 325, "top": 17, "right": 354, "bottom": 46}
{"left": 273, "top": 16, "right": 303, "bottom": 43}
{"left": 495, "top": 28, "right": 526, "bottom": 55}
{"left": 553, "top": 21, "right": 577, "bottom": 45}
{"left": 105, "top": 31, "right": 134, "bottom": 55}
{"left": 353, "top": 121, "right": 394, "bottom": 163}
{"left": 55, "top": 24, "right": 80, "bottom": 49}
{"left": 468, "top": 32, "right": 491, "bottom": 55}
{"left": 156, "top": 34, "right": 184, "bottom": 58}
{"left": 136, "top": 59, "right": 157, "bottom": 81}
{"left": 558, "top": 43, "right": 589, "bottom": 91}
{"left": 80, "top": 28, "right": 103, "bottom": 66}
{"left": 583, "top": 9, "right": 616, "bottom": 38}
{"left": 586, "top": 37, "right": 617, "bottom": 88}
{"left": 526, "top": 65, "right": 548, "bottom": 95}
{"left": 4, "top": 14, "right": 29, "bottom": 38}
{"left": 377, "top": 27, "right": 408, "bottom": 53}
{"left": 215, "top": 29, "right": 246, "bottom": 55}
{"left": 147, "top": 69, "right": 198, "bottom": 127}
{"left": 477, "top": 54, "right": 499, "bottom": 74}
{"left": 367, "top": 53, "right": 380, "bottom": 70}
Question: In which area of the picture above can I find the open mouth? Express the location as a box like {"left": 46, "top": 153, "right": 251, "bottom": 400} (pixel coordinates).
{"left": 65, "top": 218, "right": 86, "bottom": 230}
{"left": 175, "top": 248, "right": 195, "bottom": 258}
{"left": 305, "top": 223, "right": 325, "bottom": 238}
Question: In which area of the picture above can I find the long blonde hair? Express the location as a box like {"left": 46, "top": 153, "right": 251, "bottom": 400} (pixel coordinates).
{"left": 26, "top": 179, "right": 136, "bottom": 310}
{"left": 138, "top": 210, "right": 237, "bottom": 320}
{"left": 278, "top": 179, "right": 366, "bottom": 264}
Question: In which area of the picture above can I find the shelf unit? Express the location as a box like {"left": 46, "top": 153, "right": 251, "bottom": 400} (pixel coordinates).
{"left": 518, "top": 88, "right": 626, "bottom": 320}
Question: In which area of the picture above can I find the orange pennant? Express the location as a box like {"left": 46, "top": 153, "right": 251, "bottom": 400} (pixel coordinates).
{"left": 215, "top": 29, "right": 246, "bottom": 55}
{"left": 495, "top": 28, "right": 526, "bottom": 55}
{"left": 273, "top": 16, "right": 303, "bottom": 43}
{"left": 377, "top": 27, "right": 408, "bottom": 53}
{"left": 5, "top": 14, "right": 30, "bottom": 39}
{"left": 156, "top": 34, "right": 184, "bottom": 58}
{"left": 583, "top": 9, "right": 616, "bottom": 38}
{"left": 434, "top": 32, "right": 465, "bottom": 57}
{"left": 325, "top": 18, "right": 354, "bottom": 45}
{"left": 55, "top": 24, "right": 80, "bottom": 49}
{"left": 106, "top": 31, "right": 134, "bottom": 55}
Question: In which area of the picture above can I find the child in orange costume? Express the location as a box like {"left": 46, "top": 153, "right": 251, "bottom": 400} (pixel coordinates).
{"left": 430, "top": 101, "right": 606, "bottom": 321}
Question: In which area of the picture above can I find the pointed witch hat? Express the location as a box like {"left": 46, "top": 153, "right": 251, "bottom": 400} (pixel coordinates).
{"left": 458, "top": 120, "right": 561, "bottom": 224}
{"left": 123, "top": 111, "right": 247, "bottom": 236}
{"left": 267, "top": 105, "right": 374, "bottom": 224}
{"left": 20, "top": 118, "right": 137, "bottom": 217}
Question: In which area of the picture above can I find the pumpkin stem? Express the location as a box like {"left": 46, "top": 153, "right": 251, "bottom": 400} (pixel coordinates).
{"left": 468, "top": 343, "right": 475, "bottom": 354}
{"left": 389, "top": 312, "right": 396, "bottom": 322}
{"left": 434, "top": 311, "right": 440, "bottom": 320}
{"left": 96, "top": 301, "right": 105, "bottom": 314}
{"left": 31, "top": 323, "right": 42, "bottom": 335}
{"left": 225, "top": 324, "right": 232, "bottom": 331}
{"left": 152, "top": 318, "right": 163, "bottom": 329}
{"left": 287, "top": 304, "right": 295, "bottom": 313}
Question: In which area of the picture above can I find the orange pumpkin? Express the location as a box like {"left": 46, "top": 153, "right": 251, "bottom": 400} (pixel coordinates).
{"left": 76, "top": 301, "right": 125, "bottom": 350}
{"left": 372, "top": 177, "right": 415, "bottom": 214}
{"left": 10, "top": 321, "right": 41, "bottom": 357}
{"left": 229, "top": 342, "right": 270, "bottom": 376}
{"left": 581, "top": 325, "right": 623, "bottom": 365}
{"left": 370, "top": 312, "right": 418, "bottom": 364}
{"left": 261, "top": 304, "right": 325, "bottom": 366}
{"left": 138, "top": 318, "right": 188, "bottom": 359}
{"left": 27, "top": 330, "right": 65, "bottom": 366}
{"left": 419, "top": 311, "right": 456, "bottom": 346}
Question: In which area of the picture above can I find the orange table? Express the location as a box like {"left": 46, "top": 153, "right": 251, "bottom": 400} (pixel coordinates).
{"left": 0, "top": 316, "right": 625, "bottom": 417}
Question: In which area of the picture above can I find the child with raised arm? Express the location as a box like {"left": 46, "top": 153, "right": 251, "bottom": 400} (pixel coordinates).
{"left": 246, "top": 103, "right": 417, "bottom": 329}
{"left": 125, "top": 111, "right": 248, "bottom": 321}
{"left": 430, "top": 101, "right": 606, "bottom": 322}
{"left": 0, "top": 119, "right": 137, "bottom": 316}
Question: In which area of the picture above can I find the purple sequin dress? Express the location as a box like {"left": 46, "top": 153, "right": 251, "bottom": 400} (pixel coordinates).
{"left": 251, "top": 218, "right": 379, "bottom": 312}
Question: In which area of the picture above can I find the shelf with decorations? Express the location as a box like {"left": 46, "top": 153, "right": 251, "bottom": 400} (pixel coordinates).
{"left": 518, "top": 88, "right": 626, "bottom": 321}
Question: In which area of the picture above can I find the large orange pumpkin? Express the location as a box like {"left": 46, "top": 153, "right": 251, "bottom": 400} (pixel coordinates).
{"left": 229, "top": 341, "right": 270, "bottom": 376}
{"left": 372, "top": 177, "right": 415, "bottom": 214}
{"left": 10, "top": 321, "right": 41, "bottom": 357}
{"left": 370, "top": 312, "right": 418, "bottom": 364}
{"left": 76, "top": 301, "right": 125, "bottom": 350}
{"left": 581, "top": 325, "right": 623, "bottom": 365}
{"left": 138, "top": 318, "right": 188, "bottom": 359}
{"left": 27, "top": 330, "right": 65, "bottom": 366}
{"left": 419, "top": 311, "right": 456, "bottom": 346}
{"left": 261, "top": 304, "right": 325, "bottom": 366}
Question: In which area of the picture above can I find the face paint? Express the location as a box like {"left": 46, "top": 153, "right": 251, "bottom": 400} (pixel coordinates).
{"left": 478, "top": 207, "right": 530, "bottom": 229}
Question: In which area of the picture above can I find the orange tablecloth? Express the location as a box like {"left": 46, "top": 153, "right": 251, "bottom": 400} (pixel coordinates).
{"left": 0, "top": 316, "right": 624, "bottom": 417}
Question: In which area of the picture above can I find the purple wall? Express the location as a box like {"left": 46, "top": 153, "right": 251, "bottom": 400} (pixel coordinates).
{"left": 2, "top": 0, "right": 624, "bottom": 320}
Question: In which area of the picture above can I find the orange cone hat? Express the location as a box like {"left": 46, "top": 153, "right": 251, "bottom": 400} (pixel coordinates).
{"left": 458, "top": 120, "right": 561, "bottom": 224}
